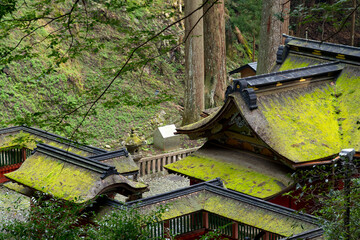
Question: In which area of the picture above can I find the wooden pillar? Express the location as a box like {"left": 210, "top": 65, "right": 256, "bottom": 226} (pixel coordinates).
{"left": 202, "top": 211, "right": 209, "bottom": 229}
{"left": 264, "top": 232, "right": 270, "bottom": 240}
{"left": 164, "top": 220, "right": 170, "bottom": 238}
{"left": 21, "top": 148, "right": 26, "bottom": 162}
{"left": 232, "top": 222, "right": 238, "bottom": 239}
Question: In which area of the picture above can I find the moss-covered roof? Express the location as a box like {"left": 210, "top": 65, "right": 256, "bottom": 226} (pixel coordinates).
{"left": 236, "top": 65, "right": 360, "bottom": 163}
{"left": 165, "top": 144, "right": 292, "bottom": 199}
{"left": 0, "top": 126, "right": 106, "bottom": 157}
{"left": 125, "top": 181, "right": 318, "bottom": 237}
{"left": 5, "top": 150, "right": 147, "bottom": 203}
{"left": 278, "top": 53, "right": 325, "bottom": 71}
{"left": 101, "top": 157, "right": 139, "bottom": 174}
{"left": 175, "top": 48, "right": 360, "bottom": 165}
{"left": 285, "top": 35, "right": 360, "bottom": 61}
{"left": 89, "top": 149, "right": 139, "bottom": 174}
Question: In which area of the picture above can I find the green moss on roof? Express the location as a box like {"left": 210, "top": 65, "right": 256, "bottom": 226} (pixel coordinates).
{"left": 260, "top": 85, "right": 341, "bottom": 162}
{"left": 165, "top": 154, "right": 290, "bottom": 199}
{"left": 43, "top": 141, "right": 90, "bottom": 157}
{"left": 103, "top": 157, "right": 139, "bottom": 174}
{"left": 203, "top": 194, "right": 316, "bottom": 237}
{"left": 0, "top": 132, "right": 37, "bottom": 150}
{"left": 139, "top": 191, "right": 317, "bottom": 237}
{"left": 5, "top": 152, "right": 98, "bottom": 202}
{"left": 335, "top": 69, "right": 360, "bottom": 151}
{"left": 0, "top": 131, "right": 91, "bottom": 157}
{"left": 278, "top": 54, "right": 324, "bottom": 71}
{"left": 3, "top": 182, "right": 31, "bottom": 196}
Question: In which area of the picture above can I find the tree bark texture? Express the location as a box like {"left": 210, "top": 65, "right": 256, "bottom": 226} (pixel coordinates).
{"left": 182, "top": 0, "right": 204, "bottom": 125}
{"left": 351, "top": 0, "right": 356, "bottom": 46}
{"left": 203, "top": 0, "right": 226, "bottom": 109}
{"left": 257, "top": 0, "right": 283, "bottom": 74}
{"left": 281, "top": 0, "right": 290, "bottom": 44}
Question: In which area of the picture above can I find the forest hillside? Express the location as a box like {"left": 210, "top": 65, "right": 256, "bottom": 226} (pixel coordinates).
{"left": 1, "top": 0, "right": 358, "bottom": 150}
{"left": 0, "top": 0, "right": 260, "bottom": 150}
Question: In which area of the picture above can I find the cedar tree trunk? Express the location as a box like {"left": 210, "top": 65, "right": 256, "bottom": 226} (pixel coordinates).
{"left": 203, "top": 0, "right": 226, "bottom": 108}
{"left": 182, "top": 0, "right": 204, "bottom": 125}
{"left": 257, "top": 0, "right": 283, "bottom": 74}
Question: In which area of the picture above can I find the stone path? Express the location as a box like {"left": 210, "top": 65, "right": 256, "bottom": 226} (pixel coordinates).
{"left": 0, "top": 185, "right": 29, "bottom": 222}
{"left": 116, "top": 173, "right": 189, "bottom": 202}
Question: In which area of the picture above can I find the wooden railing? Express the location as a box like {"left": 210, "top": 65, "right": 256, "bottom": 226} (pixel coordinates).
{"left": 138, "top": 147, "right": 199, "bottom": 176}
{"left": 0, "top": 148, "right": 32, "bottom": 183}
{"left": 168, "top": 211, "right": 203, "bottom": 236}
{"left": 145, "top": 211, "right": 284, "bottom": 240}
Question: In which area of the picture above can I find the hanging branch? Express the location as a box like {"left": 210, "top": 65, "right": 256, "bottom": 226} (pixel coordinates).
{"left": 65, "top": 0, "right": 219, "bottom": 143}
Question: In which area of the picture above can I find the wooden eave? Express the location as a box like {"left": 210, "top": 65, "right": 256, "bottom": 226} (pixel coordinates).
{"left": 283, "top": 34, "right": 360, "bottom": 65}
{"left": 104, "top": 180, "right": 320, "bottom": 237}
{"left": 165, "top": 143, "right": 294, "bottom": 199}
{"left": 5, "top": 143, "right": 148, "bottom": 202}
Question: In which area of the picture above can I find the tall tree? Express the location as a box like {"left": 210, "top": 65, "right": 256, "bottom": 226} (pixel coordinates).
{"left": 257, "top": 0, "right": 284, "bottom": 74}
{"left": 182, "top": 0, "right": 205, "bottom": 125}
{"left": 203, "top": 0, "right": 226, "bottom": 109}
{"left": 351, "top": 0, "right": 357, "bottom": 46}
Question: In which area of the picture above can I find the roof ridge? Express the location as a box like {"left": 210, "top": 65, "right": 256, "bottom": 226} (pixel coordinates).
{"left": 123, "top": 178, "right": 223, "bottom": 207}
{"left": 35, "top": 143, "right": 118, "bottom": 179}
{"left": 106, "top": 179, "right": 317, "bottom": 224}
{"left": 227, "top": 61, "right": 343, "bottom": 110}
{"left": 89, "top": 148, "right": 129, "bottom": 161}
{"left": 234, "top": 61, "right": 341, "bottom": 83}
{"left": 283, "top": 34, "right": 360, "bottom": 51}
{"left": 0, "top": 126, "right": 106, "bottom": 154}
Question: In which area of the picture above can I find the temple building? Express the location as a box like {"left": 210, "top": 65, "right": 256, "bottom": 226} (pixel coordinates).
{"left": 166, "top": 35, "right": 360, "bottom": 210}
{"left": 0, "top": 126, "right": 146, "bottom": 201}
{"left": 100, "top": 179, "right": 323, "bottom": 240}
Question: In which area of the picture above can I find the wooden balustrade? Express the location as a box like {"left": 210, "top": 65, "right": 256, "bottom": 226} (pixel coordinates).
{"left": 0, "top": 162, "right": 23, "bottom": 183}
{"left": 0, "top": 148, "right": 32, "bottom": 183}
{"left": 145, "top": 211, "right": 284, "bottom": 240}
{"left": 138, "top": 147, "right": 199, "bottom": 176}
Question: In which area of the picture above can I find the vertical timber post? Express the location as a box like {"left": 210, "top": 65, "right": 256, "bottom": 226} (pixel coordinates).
{"left": 202, "top": 211, "right": 209, "bottom": 229}
{"left": 21, "top": 148, "right": 27, "bottom": 162}
{"left": 232, "top": 221, "right": 238, "bottom": 239}
{"left": 164, "top": 220, "right": 170, "bottom": 239}
{"left": 339, "top": 148, "right": 355, "bottom": 240}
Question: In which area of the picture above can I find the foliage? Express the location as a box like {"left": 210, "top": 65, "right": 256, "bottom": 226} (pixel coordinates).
{"left": 87, "top": 204, "right": 166, "bottom": 240}
{"left": 225, "top": 0, "right": 262, "bottom": 66}
{"left": 226, "top": 0, "right": 262, "bottom": 37}
{"left": 289, "top": 155, "right": 360, "bottom": 240}
{"left": 318, "top": 179, "right": 360, "bottom": 240}
{"left": 0, "top": 0, "right": 184, "bottom": 146}
{"left": 0, "top": 192, "right": 88, "bottom": 240}
{"left": 0, "top": 192, "right": 166, "bottom": 240}
{"left": 199, "top": 224, "right": 231, "bottom": 240}
{"left": 289, "top": 0, "right": 359, "bottom": 43}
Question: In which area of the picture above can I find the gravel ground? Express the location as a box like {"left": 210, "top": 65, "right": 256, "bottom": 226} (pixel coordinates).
{"left": 115, "top": 173, "right": 190, "bottom": 202}
{"left": 0, "top": 185, "right": 29, "bottom": 222}
{"left": 141, "top": 173, "right": 189, "bottom": 198}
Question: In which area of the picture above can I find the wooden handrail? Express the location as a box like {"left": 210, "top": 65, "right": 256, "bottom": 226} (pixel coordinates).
{"left": 138, "top": 147, "right": 200, "bottom": 176}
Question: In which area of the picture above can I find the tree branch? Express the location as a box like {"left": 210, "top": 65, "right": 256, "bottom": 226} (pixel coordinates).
{"left": 66, "top": 0, "right": 218, "bottom": 143}
{"left": 322, "top": 3, "right": 360, "bottom": 42}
